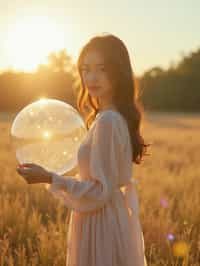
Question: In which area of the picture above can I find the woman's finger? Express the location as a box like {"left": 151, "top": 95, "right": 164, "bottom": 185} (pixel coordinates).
{"left": 16, "top": 167, "right": 22, "bottom": 174}
{"left": 17, "top": 167, "right": 31, "bottom": 175}
{"left": 20, "top": 163, "right": 35, "bottom": 168}
{"left": 17, "top": 171, "right": 29, "bottom": 177}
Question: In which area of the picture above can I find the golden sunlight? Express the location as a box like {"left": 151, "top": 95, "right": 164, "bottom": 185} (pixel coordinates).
{"left": 5, "top": 16, "right": 68, "bottom": 72}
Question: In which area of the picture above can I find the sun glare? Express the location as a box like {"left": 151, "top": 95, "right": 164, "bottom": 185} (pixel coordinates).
{"left": 5, "top": 16, "right": 68, "bottom": 72}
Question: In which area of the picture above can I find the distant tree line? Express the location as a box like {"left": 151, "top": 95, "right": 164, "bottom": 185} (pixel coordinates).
{"left": 0, "top": 47, "right": 199, "bottom": 112}
{"left": 0, "top": 50, "right": 80, "bottom": 112}
{"left": 140, "top": 47, "right": 200, "bottom": 112}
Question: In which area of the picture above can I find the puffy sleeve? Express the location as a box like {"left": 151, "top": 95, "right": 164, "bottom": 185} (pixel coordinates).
{"left": 46, "top": 112, "right": 124, "bottom": 213}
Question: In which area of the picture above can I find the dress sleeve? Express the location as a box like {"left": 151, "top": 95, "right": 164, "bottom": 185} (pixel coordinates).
{"left": 46, "top": 112, "right": 123, "bottom": 212}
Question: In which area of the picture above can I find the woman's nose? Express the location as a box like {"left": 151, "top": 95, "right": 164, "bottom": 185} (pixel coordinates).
{"left": 86, "top": 72, "right": 98, "bottom": 82}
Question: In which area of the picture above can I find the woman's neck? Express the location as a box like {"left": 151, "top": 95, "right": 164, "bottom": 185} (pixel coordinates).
{"left": 98, "top": 105, "right": 117, "bottom": 113}
{"left": 98, "top": 99, "right": 116, "bottom": 112}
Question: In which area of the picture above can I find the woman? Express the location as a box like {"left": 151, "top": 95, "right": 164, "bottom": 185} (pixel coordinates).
{"left": 17, "top": 33, "right": 150, "bottom": 266}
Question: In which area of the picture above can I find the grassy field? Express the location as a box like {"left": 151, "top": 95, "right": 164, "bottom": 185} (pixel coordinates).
{"left": 0, "top": 111, "right": 200, "bottom": 265}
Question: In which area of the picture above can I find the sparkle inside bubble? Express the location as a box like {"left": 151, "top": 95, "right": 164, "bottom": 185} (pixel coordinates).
{"left": 43, "top": 131, "right": 51, "bottom": 139}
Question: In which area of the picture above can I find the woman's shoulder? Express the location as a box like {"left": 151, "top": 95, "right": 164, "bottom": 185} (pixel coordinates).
{"left": 94, "top": 110, "right": 129, "bottom": 148}
{"left": 85, "top": 109, "right": 129, "bottom": 148}
{"left": 92, "top": 110, "right": 128, "bottom": 141}
{"left": 96, "top": 109, "right": 127, "bottom": 127}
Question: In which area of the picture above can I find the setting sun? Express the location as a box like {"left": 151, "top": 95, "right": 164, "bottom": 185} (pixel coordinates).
{"left": 5, "top": 16, "right": 69, "bottom": 72}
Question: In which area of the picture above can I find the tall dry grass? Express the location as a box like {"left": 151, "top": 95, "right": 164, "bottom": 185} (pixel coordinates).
{"left": 0, "top": 111, "right": 199, "bottom": 265}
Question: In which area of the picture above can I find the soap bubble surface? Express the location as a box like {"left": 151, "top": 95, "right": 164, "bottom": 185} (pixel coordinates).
{"left": 11, "top": 99, "right": 87, "bottom": 175}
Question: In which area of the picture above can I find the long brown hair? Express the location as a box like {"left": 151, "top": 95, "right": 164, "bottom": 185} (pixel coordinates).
{"left": 76, "top": 33, "right": 151, "bottom": 164}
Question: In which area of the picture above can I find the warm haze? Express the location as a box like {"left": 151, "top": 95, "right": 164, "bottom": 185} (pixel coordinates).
{"left": 0, "top": 0, "right": 200, "bottom": 75}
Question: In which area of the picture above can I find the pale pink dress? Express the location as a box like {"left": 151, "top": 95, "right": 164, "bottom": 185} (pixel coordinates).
{"left": 46, "top": 109, "right": 148, "bottom": 266}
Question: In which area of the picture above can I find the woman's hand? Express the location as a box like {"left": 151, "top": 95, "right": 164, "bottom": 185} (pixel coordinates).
{"left": 16, "top": 163, "right": 52, "bottom": 184}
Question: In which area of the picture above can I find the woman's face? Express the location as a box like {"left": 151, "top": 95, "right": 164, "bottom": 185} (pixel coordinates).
{"left": 80, "top": 50, "right": 113, "bottom": 100}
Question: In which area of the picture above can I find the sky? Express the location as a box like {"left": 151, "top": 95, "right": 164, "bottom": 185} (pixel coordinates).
{"left": 0, "top": 0, "right": 199, "bottom": 76}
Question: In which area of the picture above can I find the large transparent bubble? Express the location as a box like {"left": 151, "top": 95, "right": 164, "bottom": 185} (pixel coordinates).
{"left": 10, "top": 98, "right": 87, "bottom": 175}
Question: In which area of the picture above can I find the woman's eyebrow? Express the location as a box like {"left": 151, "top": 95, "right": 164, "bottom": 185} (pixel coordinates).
{"left": 81, "top": 63, "right": 105, "bottom": 66}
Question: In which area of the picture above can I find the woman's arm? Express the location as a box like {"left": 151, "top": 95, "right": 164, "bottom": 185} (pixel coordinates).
{"left": 45, "top": 111, "right": 123, "bottom": 213}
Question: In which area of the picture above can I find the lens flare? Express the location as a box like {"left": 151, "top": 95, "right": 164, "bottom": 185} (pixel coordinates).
{"left": 160, "top": 197, "right": 169, "bottom": 208}
{"left": 167, "top": 233, "right": 175, "bottom": 241}
{"left": 172, "top": 240, "right": 189, "bottom": 257}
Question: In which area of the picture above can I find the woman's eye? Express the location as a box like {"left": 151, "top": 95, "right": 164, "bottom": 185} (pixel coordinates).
{"left": 81, "top": 68, "right": 105, "bottom": 73}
